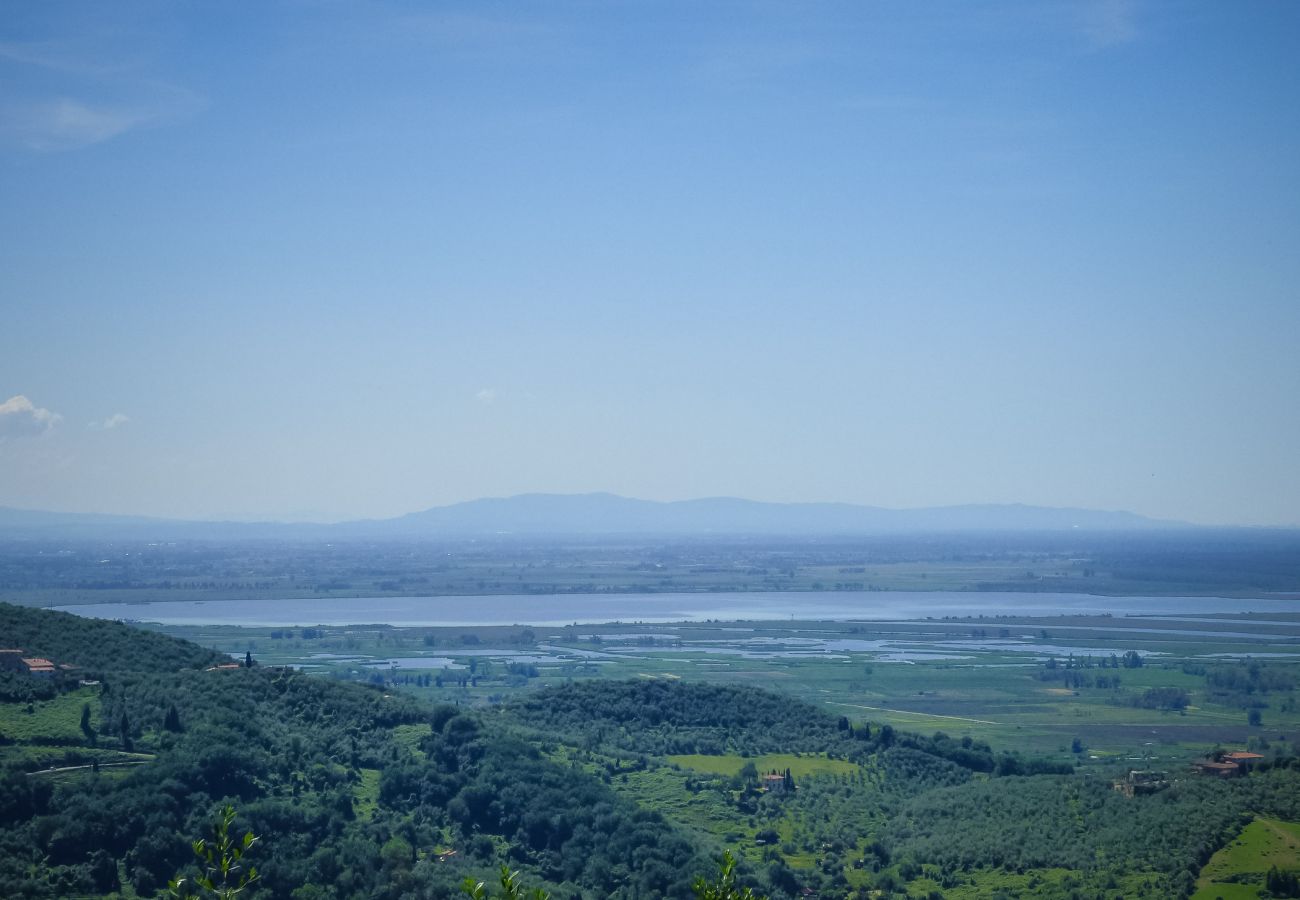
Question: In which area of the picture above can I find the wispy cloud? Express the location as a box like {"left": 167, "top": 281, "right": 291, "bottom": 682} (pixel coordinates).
{"left": 88, "top": 412, "right": 130, "bottom": 431}
{"left": 1079, "top": 0, "right": 1139, "bottom": 49}
{"left": 0, "top": 35, "right": 202, "bottom": 152}
{"left": 0, "top": 39, "right": 130, "bottom": 77}
{"left": 0, "top": 395, "right": 62, "bottom": 440}
{"left": 475, "top": 388, "right": 499, "bottom": 404}
{"left": 689, "top": 37, "right": 829, "bottom": 91}
{"left": 3, "top": 97, "right": 146, "bottom": 151}
{"left": 388, "top": 10, "right": 555, "bottom": 47}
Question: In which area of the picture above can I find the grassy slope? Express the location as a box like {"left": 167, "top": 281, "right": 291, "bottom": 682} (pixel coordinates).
{"left": 1193, "top": 817, "right": 1300, "bottom": 900}
{"left": 0, "top": 685, "right": 99, "bottom": 742}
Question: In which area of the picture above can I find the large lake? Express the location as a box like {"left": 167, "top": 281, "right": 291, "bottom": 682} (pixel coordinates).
{"left": 52, "top": 591, "right": 1298, "bottom": 627}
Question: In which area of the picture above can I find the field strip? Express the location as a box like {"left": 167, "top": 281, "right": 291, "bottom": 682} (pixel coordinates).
{"left": 828, "top": 702, "right": 1001, "bottom": 726}
{"left": 1183, "top": 707, "right": 1246, "bottom": 722}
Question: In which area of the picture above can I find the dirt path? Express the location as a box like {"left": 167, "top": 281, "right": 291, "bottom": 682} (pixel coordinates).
{"left": 31, "top": 759, "right": 150, "bottom": 776}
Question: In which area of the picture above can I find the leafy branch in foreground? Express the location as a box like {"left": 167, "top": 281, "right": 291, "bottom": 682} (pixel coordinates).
{"left": 168, "top": 805, "right": 259, "bottom": 900}
{"left": 694, "top": 850, "right": 766, "bottom": 900}
{"left": 461, "top": 865, "right": 551, "bottom": 900}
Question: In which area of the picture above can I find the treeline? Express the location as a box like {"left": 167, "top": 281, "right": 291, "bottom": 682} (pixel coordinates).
{"left": 505, "top": 680, "right": 852, "bottom": 757}
{"left": 506, "top": 681, "right": 1072, "bottom": 778}
{"left": 1201, "top": 659, "right": 1296, "bottom": 714}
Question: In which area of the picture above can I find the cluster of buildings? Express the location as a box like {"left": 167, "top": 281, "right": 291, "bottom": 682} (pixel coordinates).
{"left": 1113, "top": 749, "right": 1267, "bottom": 797}
{"left": 1192, "top": 750, "right": 1265, "bottom": 777}
{"left": 1112, "top": 769, "right": 1169, "bottom": 797}
{"left": 0, "top": 648, "right": 59, "bottom": 678}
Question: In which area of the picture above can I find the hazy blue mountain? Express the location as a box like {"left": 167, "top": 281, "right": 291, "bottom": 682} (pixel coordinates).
{"left": 364, "top": 492, "right": 1190, "bottom": 536}
{"left": 0, "top": 506, "right": 329, "bottom": 541}
{"left": 0, "top": 494, "right": 1191, "bottom": 540}
{"left": 0, "top": 506, "right": 170, "bottom": 534}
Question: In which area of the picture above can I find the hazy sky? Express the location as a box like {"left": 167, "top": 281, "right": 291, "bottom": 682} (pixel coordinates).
{"left": 2, "top": 2, "right": 1298, "bottom": 526}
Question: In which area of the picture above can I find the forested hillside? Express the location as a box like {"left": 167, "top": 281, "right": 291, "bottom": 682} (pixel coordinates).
{"left": 1, "top": 602, "right": 224, "bottom": 675}
{"left": 0, "top": 604, "right": 708, "bottom": 899}
{"left": 4, "top": 604, "right": 1300, "bottom": 899}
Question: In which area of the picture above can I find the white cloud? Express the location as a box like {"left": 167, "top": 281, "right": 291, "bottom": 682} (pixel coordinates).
{"left": 475, "top": 388, "right": 499, "bottom": 404}
{"left": 88, "top": 412, "right": 130, "bottom": 431}
{"left": 0, "top": 395, "right": 62, "bottom": 439}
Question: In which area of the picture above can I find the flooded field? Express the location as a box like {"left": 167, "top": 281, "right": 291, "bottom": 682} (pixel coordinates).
{"left": 132, "top": 602, "right": 1300, "bottom": 762}
{"left": 52, "top": 589, "right": 1299, "bottom": 627}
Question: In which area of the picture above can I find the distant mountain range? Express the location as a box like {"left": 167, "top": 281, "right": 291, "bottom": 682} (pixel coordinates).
{"left": 0, "top": 493, "right": 1194, "bottom": 540}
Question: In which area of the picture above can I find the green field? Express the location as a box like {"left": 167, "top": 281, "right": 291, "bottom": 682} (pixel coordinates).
{"left": 0, "top": 685, "right": 99, "bottom": 743}
{"left": 1193, "top": 817, "right": 1300, "bottom": 900}
{"left": 353, "top": 767, "right": 382, "bottom": 821}
{"left": 390, "top": 722, "right": 432, "bottom": 757}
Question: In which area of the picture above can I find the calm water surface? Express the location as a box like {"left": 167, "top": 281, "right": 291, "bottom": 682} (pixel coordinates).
{"left": 52, "top": 591, "right": 1297, "bottom": 627}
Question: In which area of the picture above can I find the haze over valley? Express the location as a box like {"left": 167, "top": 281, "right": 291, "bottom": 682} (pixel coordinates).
{"left": 3, "top": 1, "right": 1299, "bottom": 898}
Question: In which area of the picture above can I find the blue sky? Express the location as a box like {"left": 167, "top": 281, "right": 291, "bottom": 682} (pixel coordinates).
{"left": 2, "top": 1, "right": 1298, "bottom": 525}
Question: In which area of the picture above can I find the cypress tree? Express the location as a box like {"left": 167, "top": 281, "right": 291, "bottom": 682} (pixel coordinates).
{"left": 80, "top": 702, "right": 95, "bottom": 744}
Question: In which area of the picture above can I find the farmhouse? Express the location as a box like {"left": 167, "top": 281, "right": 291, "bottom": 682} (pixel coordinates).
{"left": 1192, "top": 750, "right": 1267, "bottom": 778}
{"left": 1222, "top": 751, "right": 1264, "bottom": 771}
{"left": 22, "top": 657, "right": 56, "bottom": 678}
{"left": 761, "top": 770, "right": 795, "bottom": 793}
{"left": 2, "top": 649, "right": 69, "bottom": 678}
